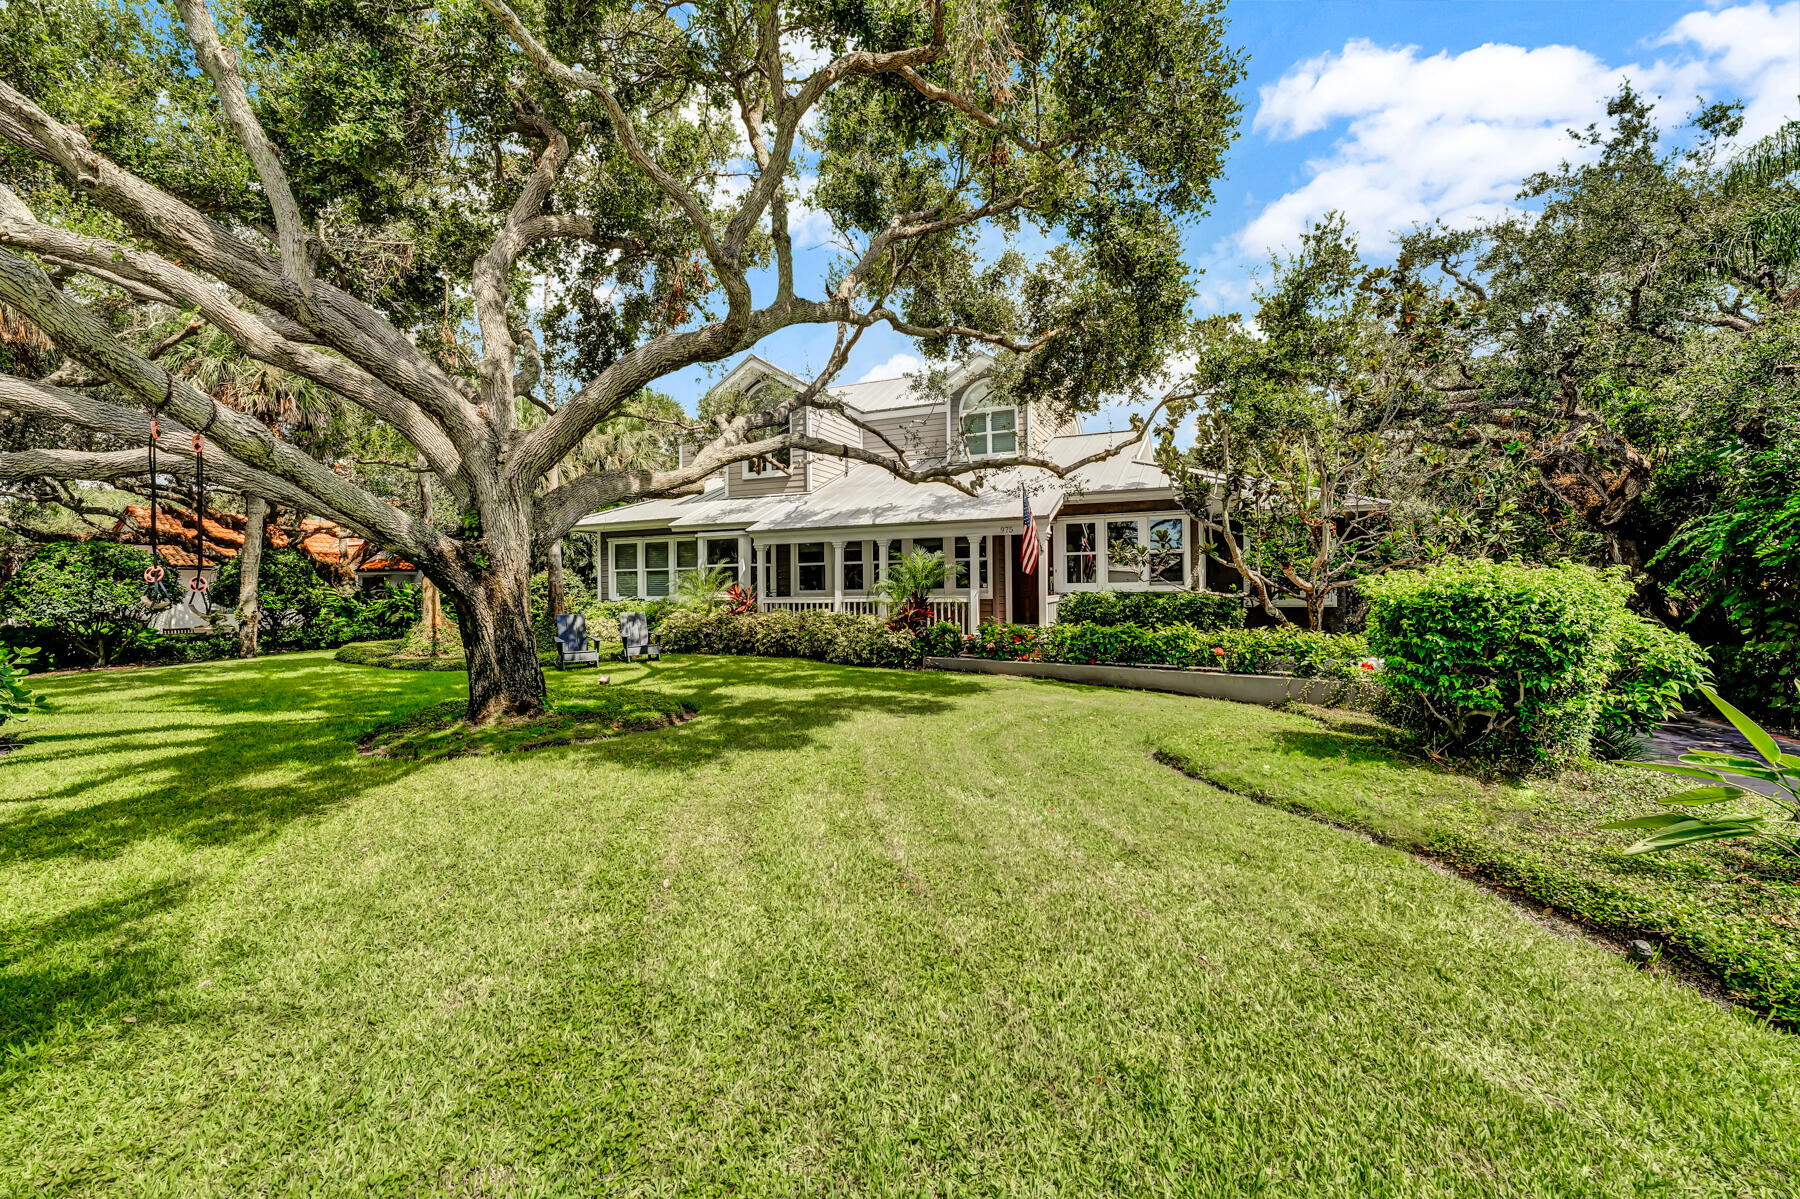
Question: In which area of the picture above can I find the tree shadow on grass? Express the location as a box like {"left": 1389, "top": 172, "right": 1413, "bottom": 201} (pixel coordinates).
{"left": 0, "top": 657, "right": 453, "bottom": 867}
{"left": 551, "top": 653, "right": 984, "bottom": 772}
{"left": 0, "top": 881, "right": 193, "bottom": 1088}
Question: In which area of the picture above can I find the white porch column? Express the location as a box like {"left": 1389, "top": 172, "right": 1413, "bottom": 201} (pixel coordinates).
{"left": 1036, "top": 526, "right": 1052, "bottom": 628}
{"left": 593, "top": 534, "right": 605, "bottom": 600}
{"left": 829, "top": 539, "right": 846, "bottom": 613}
{"left": 966, "top": 535, "right": 981, "bottom": 632}
{"left": 751, "top": 539, "right": 767, "bottom": 609}
{"left": 736, "top": 533, "right": 752, "bottom": 592}
{"left": 876, "top": 539, "right": 889, "bottom": 613}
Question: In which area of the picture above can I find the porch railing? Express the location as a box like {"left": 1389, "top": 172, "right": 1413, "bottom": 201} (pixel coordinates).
{"left": 761, "top": 595, "right": 975, "bottom": 631}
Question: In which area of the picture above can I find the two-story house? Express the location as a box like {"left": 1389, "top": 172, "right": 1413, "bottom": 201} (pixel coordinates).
{"left": 573, "top": 354, "right": 1219, "bottom": 631}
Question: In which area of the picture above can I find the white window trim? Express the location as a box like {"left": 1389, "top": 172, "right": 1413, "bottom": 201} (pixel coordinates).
{"left": 959, "top": 386, "right": 1019, "bottom": 461}
{"left": 1054, "top": 512, "right": 1190, "bottom": 593}
{"left": 610, "top": 535, "right": 700, "bottom": 600}
{"left": 793, "top": 541, "right": 829, "bottom": 594}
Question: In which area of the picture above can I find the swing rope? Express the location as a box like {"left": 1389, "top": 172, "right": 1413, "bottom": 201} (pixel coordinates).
{"left": 188, "top": 402, "right": 221, "bottom": 611}
{"left": 143, "top": 375, "right": 172, "bottom": 608}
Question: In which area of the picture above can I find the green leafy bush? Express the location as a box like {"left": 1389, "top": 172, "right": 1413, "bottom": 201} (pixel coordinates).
{"left": 1055, "top": 590, "right": 1245, "bottom": 630}
{"left": 0, "top": 644, "right": 50, "bottom": 730}
{"left": 1364, "top": 559, "right": 1655, "bottom": 769}
{"left": 209, "top": 549, "right": 421, "bottom": 652}
{"left": 1597, "top": 613, "right": 1713, "bottom": 754}
{"left": 0, "top": 542, "right": 158, "bottom": 666}
{"left": 657, "top": 609, "right": 917, "bottom": 669}
{"left": 942, "top": 620, "right": 1369, "bottom": 678}
{"left": 915, "top": 621, "right": 965, "bottom": 659}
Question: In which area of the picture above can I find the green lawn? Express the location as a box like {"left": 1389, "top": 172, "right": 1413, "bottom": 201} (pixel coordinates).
{"left": 4, "top": 653, "right": 1798, "bottom": 1195}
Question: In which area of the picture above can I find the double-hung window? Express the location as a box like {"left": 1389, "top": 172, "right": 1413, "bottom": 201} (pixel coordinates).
{"left": 951, "top": 536, "right": 988, "bottom": 589}
{"left": 1063, "top": 521, "right": 1098, "bottom": 585}
{"left": 612, "top": 537, "right": 699, "bottom": 598}
{"left": 842, "top": 542, "right": 865, "bottom": 591}
{"left": 796, "top": 542, "right": 826, "bottom": 592}
{"left": 704, "top": 537, "right": 740, "bottom": 583}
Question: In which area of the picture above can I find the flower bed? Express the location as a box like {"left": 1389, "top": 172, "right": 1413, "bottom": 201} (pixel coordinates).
{"left": 930, "top": 620, "right": 1372, "bottom": 680}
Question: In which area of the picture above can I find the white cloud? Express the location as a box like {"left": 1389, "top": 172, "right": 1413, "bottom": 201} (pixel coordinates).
{"left": 854, "top": 353, "right": 924, "bottom": 384}
{"left": 1238, "top": 3, "right": 1799, "bottom": 257}
{"left": 1660, "top": 2, "right": 1800, "bottom": 137}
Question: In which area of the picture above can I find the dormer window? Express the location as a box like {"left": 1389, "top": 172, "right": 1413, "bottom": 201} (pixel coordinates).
{"left": 960, "top": 385, "right": 1017, "bottom": 459}
{"left": 745, "top": 445, "right": 791, "bottom": 476}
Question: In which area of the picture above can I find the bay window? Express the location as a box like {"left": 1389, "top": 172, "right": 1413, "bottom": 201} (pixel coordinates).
{"left": 1057, "top": 513, "right": 1187, "bottom": 591}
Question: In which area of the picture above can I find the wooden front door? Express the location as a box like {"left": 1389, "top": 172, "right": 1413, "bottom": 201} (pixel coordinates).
{"left": 1009, "top": 535, "right": 1040, "bottom": 626}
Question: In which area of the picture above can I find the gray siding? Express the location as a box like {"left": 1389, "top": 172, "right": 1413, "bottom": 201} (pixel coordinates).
{"left": 861, "top": 404, "right": 947, "bottom": 461}
{"left": 808, "top": 408, "right": 860, "bottom": 486}
{"left": 728, "top": 412, "right": 809, "bottom": 497}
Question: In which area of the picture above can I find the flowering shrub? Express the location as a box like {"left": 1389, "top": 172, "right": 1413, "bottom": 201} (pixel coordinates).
{"left": 931, "top": 619, "right": 1368, "bottom": 678}
{"left": 914, "top": 621, "right": 966, "bottom": 659}
{"left": 1055, "top": 590, "right": 1245, "bottom": 630}
{"left": 963, "top": 622, "right": 1048, "bottom": 660}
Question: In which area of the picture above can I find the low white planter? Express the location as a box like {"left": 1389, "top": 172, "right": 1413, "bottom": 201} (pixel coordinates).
{"left": 924, "top": 656, "right": 1376, "bottom": 709}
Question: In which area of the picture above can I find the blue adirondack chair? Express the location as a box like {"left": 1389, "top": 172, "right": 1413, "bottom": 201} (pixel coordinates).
{"left": 619, "top": 611, "right": 661, "bottom": 662}
{"left": 555, "top": 613, "right": 601, "bottom": 670}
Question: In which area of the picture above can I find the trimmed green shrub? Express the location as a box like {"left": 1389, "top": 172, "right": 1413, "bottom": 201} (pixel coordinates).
{"left": 1055, "top": 590, "right": 1245, "bottom": 630}
{"left": 1598, "top": 613, "right": 1713, "bottom": 751}
{"left": 657, "top": 609, "right": 917, "bottom": 669}
{"left": 1363, "top": 559, "right": 1686, "bottom": 770}
{"left": 0, "top": 541, "right": 158, "bottom": 666}
{"left": 945, "top": 620, "right": 1368, "bottom": 679}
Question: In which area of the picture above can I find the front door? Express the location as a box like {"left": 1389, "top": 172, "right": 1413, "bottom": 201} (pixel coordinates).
{"left": 1009, "top": 534, "right": 1040, "bottom": 626}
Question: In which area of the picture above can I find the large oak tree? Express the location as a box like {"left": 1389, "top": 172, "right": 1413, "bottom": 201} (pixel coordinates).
{"left": 0, "top": 0, "right": 1240, "bottom": 718}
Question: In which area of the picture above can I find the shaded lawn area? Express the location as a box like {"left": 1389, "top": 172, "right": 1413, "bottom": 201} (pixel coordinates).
{"left": 1155, "top": 708, "right": 1800, "bottom": 1024}
{"left": 1, "top": 653, "right": 1796, "bottom": 1195}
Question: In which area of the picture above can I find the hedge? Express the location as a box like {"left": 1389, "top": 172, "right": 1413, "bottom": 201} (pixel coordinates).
{"left": 656, "top": 608, "right": 917, "bottom": 669}
{"left": 1054, "top": 590, "right": 1245, "bottom": 630}
{"left": 1363, "top": 559, "right": 1706, "bottom": 770}
{"left": 936, "top": 620, "right": 1371, "bottom": 679}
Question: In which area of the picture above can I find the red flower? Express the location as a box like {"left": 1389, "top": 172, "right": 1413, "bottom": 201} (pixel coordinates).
{"left": 1211, "top": 647, "right": 1226, "bottom": 656}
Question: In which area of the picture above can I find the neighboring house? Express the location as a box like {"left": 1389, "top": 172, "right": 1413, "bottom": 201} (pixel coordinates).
{"left": 115, "top": 505, "right": 423, "bottom": 594}
{"left": 573, "top": 355, "right": 1237, "bottom": 630}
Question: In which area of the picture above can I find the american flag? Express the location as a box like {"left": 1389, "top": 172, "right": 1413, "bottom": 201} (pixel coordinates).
{"left": 1020, "top": 485, "right": 1038, "bottom": 574}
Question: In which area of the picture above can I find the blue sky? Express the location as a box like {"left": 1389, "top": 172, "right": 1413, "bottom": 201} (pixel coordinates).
{"left": 650, "top": 1, "right": 1800, "bottom": 424}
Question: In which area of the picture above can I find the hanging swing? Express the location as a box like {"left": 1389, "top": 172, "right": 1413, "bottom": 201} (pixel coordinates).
{"left": 146, "top": 397, "right": 231, "bottom": 636}
{"left": 141, "top": 408, "right": 174, "bottom": 613}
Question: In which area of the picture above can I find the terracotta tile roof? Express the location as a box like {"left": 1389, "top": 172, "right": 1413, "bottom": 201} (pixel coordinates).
{"left": 115, "top": 507, "right": 415, "bottom": 573}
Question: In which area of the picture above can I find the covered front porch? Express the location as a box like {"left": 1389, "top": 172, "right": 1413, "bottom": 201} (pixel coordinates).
{"left": 593, "top": 523, "right": 1057, "bottom": 633}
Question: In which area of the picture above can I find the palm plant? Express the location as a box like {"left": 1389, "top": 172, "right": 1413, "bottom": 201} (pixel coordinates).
{"left": 673, "top": 565, "right": 738, "bottom": 610}
{"left": 877, "top": 548, "right": 946, "bottom": 631}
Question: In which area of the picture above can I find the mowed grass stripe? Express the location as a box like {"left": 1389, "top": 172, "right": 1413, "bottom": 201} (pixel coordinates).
{"left": 2, "top": 654, "right": 1795, "bottom": 1195}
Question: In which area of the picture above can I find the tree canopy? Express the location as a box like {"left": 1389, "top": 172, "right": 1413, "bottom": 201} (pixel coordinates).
{"left": 0, "top": 0, "right": 1245, "bottom": 717}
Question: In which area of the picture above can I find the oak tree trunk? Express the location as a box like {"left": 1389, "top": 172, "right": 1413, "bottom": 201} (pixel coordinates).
{"left": 236, "top": 493, "right": 266, "bottom": 658}
{"left": 447, "top": 530, "right": 545, "bottom": 722}
{"left": 544, "top": 463, "right": 565, "bottom": 632}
